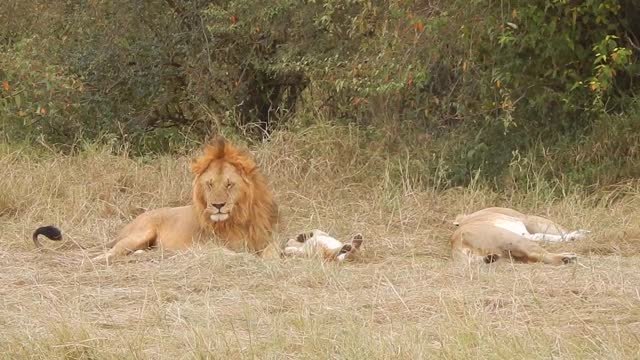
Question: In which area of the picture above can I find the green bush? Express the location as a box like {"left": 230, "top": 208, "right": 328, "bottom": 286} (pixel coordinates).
{"left": 0, "top": 0, "right": 638, "bottom": 189}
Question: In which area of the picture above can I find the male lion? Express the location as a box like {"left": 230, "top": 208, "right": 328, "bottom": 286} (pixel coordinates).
{"left": 33, "top": 138, "right": 279, "bottom": 262}
{"left": 451, "top": 207, "right": 589, "bottom": 265}
{"left": 283, "top": 230, "right": 363, "bottom": 262}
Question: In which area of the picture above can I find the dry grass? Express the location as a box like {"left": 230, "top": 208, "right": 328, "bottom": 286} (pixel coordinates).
{"left": 1, "top": 129, "right": 640, "bottom": 359}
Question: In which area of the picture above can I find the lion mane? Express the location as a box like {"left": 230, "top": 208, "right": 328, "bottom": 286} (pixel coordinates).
{"left": 191, "top": 138, "right": 279, "bottom": 254}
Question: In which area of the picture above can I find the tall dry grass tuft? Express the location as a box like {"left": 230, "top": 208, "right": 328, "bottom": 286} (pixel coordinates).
{"left": 1, "top": 127, "right": 640, "bottom": 359}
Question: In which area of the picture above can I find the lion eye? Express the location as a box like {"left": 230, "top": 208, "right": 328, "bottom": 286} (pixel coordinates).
{"left": 226, "top": 181, "right": 234, "bottom": 189}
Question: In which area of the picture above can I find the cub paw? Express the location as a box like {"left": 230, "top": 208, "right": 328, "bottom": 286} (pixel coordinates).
{"left": 350, "top": 233, "right": 363, "bottom": 249}
{"left": 283, "top": 246, "right": 303, "bottom": 257}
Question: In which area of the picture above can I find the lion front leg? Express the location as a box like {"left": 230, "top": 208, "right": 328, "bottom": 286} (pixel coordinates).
{"left": 93, "top": 228, "right": 156, "bottom": 264}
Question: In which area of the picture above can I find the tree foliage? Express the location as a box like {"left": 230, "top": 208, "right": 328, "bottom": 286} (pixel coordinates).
{"left": 0, "top": 0, "right": 638, "bottom": 186}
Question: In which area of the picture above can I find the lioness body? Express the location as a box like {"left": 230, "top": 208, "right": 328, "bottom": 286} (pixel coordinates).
{"left": 452, "top": 207, "right": 588, "bottom": 265}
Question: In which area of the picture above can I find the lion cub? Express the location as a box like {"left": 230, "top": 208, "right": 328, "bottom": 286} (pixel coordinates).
{"left": 284, "top": 230, "right": 363, "bottom": 262}
{"left": 451, "top": 207, "right": 589, "bottom": 265}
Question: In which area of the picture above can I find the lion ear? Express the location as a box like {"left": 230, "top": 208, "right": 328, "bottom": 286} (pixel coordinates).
{"left": 234, "top": 150, "right": 257, "bottom": 176}
{"left": 190, "top": 156, "right": 207, "bottom": 175}
{"left": 224, "top": 141, "right": 257, "bottom": 176}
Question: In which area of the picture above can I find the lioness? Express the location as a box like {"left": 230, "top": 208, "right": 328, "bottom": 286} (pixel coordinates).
{"left": 33, "top": 138, "right": 279, "bottom": 263}
{"left": 284, "top": 230, "right": 363, "bottom": 262}
{"left": 451, "top": 207, "right": 589, "bottom": 265}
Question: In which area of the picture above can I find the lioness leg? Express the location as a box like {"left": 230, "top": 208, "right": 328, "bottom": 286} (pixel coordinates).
{"left": 502, "top": 240, "right": 576, "bottom": 265}
{"left": 526, "top": 231, "right": 590, "bottom": 242}
{"left": 519, "top": 249, "right": 577, "bottom": 265}
{"left": 542, "top": 252, "right": 578, "bottom": 265}
{"left": 451, "top": 245, "right": 498, "bottom": 265}
{"left": 523, "top": 215, "right": 567, "bottom": 235}
{"left": 524, "top": 233, "right": 565, "bottom": 242}
{"left": 523, "top": 215, "right": 589, "bottom": 242}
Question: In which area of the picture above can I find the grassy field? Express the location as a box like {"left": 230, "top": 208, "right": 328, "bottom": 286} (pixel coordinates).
{"left": 1, "top": 130, "right": 640, "bottom": 359}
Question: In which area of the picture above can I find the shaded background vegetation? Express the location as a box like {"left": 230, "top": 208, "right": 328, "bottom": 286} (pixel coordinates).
{"left": 1, "top": 0, "right": 639, "bottom": 190}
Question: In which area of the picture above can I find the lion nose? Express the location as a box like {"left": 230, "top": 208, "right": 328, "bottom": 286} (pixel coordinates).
{"left": 211, "top": 203, "right": 226, "bottom": 211}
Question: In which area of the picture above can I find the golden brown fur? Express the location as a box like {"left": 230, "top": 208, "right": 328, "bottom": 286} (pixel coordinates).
{"left": 42, "top": 138, "right": 279, "bottom": 263}
{"left": 451, "top": 207, "right": 588, "bottom": 265}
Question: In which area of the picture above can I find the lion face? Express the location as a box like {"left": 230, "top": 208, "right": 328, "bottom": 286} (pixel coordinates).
{"left": 190, "top": 137, "right": 278, "bottom": 254}
{"left": 196, "top": 161, "right": 247, "bottom": 223}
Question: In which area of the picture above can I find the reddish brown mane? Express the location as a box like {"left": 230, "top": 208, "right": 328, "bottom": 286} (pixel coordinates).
{"left": 191, "top": 138, "right": 278, "bottom": 254}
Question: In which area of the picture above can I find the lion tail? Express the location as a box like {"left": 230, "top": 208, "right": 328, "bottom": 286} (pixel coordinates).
{"left": 32, "top": 226, "right": 63, "bottom": 247}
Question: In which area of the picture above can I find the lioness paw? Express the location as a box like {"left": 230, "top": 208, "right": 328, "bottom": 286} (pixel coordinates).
{"left": 483, "top": 254, "right": 500, "bottom": 264}
{"left": 560, "top": 253, "right": 578, "bottom": 264}
{"left": 577, "top": 229, "right": 591, "bottom": 238}
{"left": 564, "top": 229, "right": 590, "bottom": 241}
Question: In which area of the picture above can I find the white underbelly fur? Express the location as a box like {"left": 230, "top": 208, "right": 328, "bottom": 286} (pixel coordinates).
{"left": 491, "top": 219, "right": 529, "bottom": 236}
{"left": 302, "top": 230, "right": 343, "bottom": 253}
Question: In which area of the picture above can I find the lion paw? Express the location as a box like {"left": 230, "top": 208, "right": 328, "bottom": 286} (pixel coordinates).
{"left": 91, "top": 253, "right": 113, "bottom": 264}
